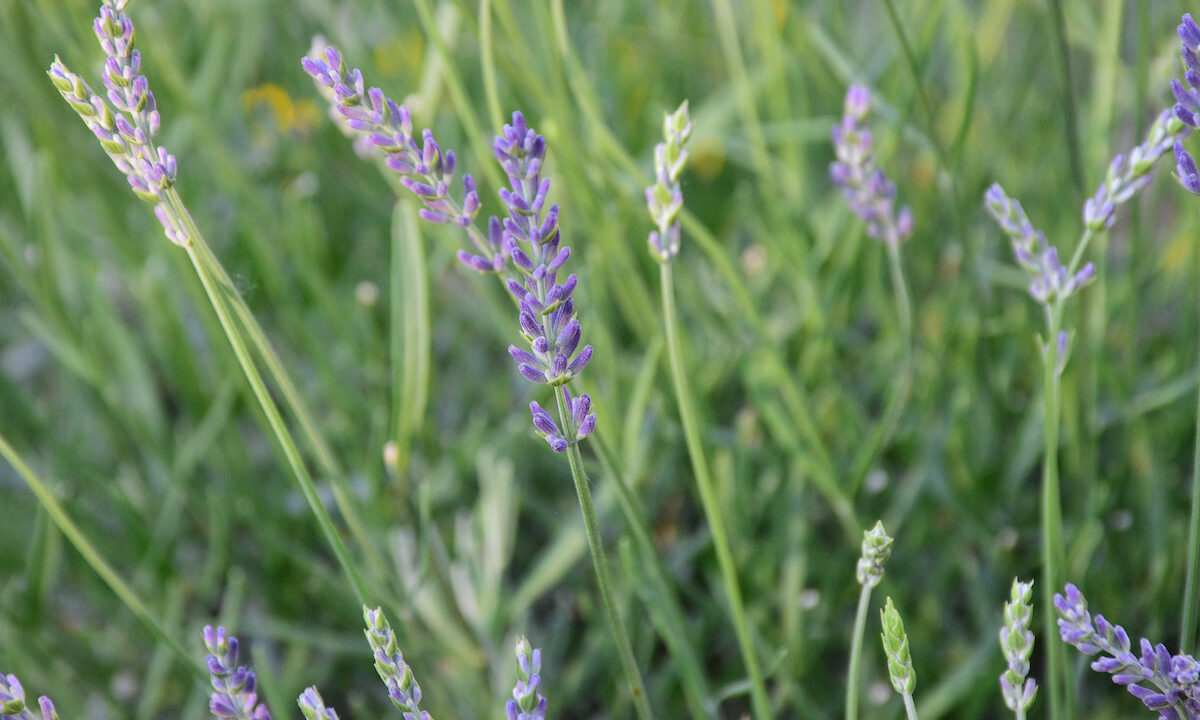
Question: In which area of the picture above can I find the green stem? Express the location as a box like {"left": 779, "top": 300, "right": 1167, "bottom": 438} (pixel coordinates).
{"left": 660, "top": 262, "right": 771, "bottom": 720}
{"left": 845, "top": 583, "right": 874, "bottom": 720}
{"left": 167, "top": 194, "right": 372, "bottom": 608}
{"left": 1183, "top": 274, "right": 1200, "bottom": 653}
{"left": 708, "top": 0, "right": 775, "bottom": 195}
{"left": 185, "top": 213, "right": 387, "bottom": 586}
{"left": 1041, "top": 304, "right": 1068, "bottom": 720}
{"left": 902, "top": 690, "right": 920, "bottom": 720}
{"left": 849, "top": 239, "right": 913, "bottom": 492}
{"left": 554, "top": 388, "right": 656, "bottom": 720}
{"left": 0, "top": 431, "right": 204, "bottom": 678}
{"left": 479, "top": 0, "right": 504, "bottom": 131}
{"left": 1046, "top": 0, "right": 1085, "bottom": 194}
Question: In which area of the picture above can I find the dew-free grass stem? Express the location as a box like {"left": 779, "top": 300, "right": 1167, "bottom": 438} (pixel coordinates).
{"left": 165, "top": 191, "right": 373, "bottom": 609}
{"left": 660, "top": 261, "right": 772, "bottom": 720}
{"left": 0, "top": 430, "right": 205, "bottom": 678}
{"left": 554, "top": 387, "right": 656, "bottom": 720}
{"left": 1182, "top": 266, "right": 1200, "bottom": 653}
{"left": 844, "top": 582, "right": 873, "bottom": 720}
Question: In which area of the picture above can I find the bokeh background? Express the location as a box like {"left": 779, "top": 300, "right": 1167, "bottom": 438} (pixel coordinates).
{"left": 2, "top": 0, "right": 1200, "bottom": 718}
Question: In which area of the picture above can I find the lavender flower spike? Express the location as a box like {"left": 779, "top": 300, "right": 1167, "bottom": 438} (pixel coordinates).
{"left": 507, "top": 636, "right": 548, "bottom": 720}
{"left": 203, "top": 626, "right": 272, "bottom": 720}
{"left": 880, "top": 596, "right": 916, "bottom": 695}
{"left": 1054, "top": 583, "right": 1200, "bottom": 719}
{"left": 301, "top": 46, "right": 499, "bottom": 270}
{"left": 984, "top": 184, "right": 1095, "bottom": 308}
{"left": 0, "top": 675, "right": 59, "bottom": 720}
{"left": 47, "top": 0, "right": 183, "bottom": 244}
{"left": 856, "top": 520, "right": 893, "bottom": 589}
{"left": 830, "top": 85, "right": 913, "bottom": 246}
{"left": 645, "top": 100, "right": 693, "bottom": 262}
{"left": 1084, "top": 109, "right": 1187, "bottom": 222}
{"left": 1173, "top": 16, "right": 1200, "bottom": 195}
{"left": 1000, "top": 579, "right": 1037, "bottom": 718}
{"left": 364, "top": 606, "right": 432, "bottom": 720}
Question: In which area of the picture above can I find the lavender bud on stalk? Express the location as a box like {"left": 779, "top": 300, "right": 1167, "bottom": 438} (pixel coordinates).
{"left": 203, "top": 626, "right": 273, "bottom": 720}
{"left": 364, "top": 607, "right": 432, "bottom": 719}
{"left": 507, "top": 636, "right": 548, "bottom": 720}
{"left": 999, "top": 579, "right": 1038, "bottom": 716}
{"left": 1055, "top": 584, "right": 1200, "bottom": 718}
{"left": 47, "top": 0, "right": 183, "bottom": 244}
{"left": 645, "top": 100, "right": 692, "bottom": 262}
{"left": 1083, "top": 110, "right": 1186, "bottom": 224}
{"left": 880, "top": 597, "right": 916, "bottom": 695}
{"left": 856, "top": 520, "right": 893, "bottom": 589}
{"left": 830, "top": 85, "right": 914, "bottom": 247}
{"left": 0, "top": 675, "right": 58, "bottom": 720}
{"left": 297, "top": 688, "right": 339, "bottom": 720}
{"left": 1173, "top": 15, "right": 1200, "bottom": 195}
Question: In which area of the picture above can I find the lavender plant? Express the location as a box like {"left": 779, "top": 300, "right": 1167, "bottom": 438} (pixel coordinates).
{"left": 1055, "top": 583, "right": 1200, "bottom": 719}
{"left": 0, "top": 675, "right": 58, "bottom": 720}
{"left": 880, "top": 596, "right": 919, "bottom": 720}
{"left": 204, "top": 626, "right": 272, "bottom": 720}
{"left": 303, "top": 49, "right": 650, "bottom": 720}
{"left": 641, "top": 101, "right": 769, "bottom": 720}
{"left": 508, "top": 637, "right": 547, "bottom": 720}
{"left": 47, "top": 0, "right": 377, "bottom": 608}
{"left": 1169, "top": 11, "right": 1200, "bottom": 654}
{"left": 985, "top": 106, "right": 1183, "bottom": 720}
{"left": 846, "top": 521, "right": 894, "bottom": 720}
{"left": 1000, "top": 579, "right": 1038, "bottom": 720}
{"left": 829, "top": 85, "right": 915, "bottom": 492}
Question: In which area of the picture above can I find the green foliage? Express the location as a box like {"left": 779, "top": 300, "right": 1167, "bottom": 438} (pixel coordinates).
{"left": 0, "top": 0, "right": 1198, "bottom": 719}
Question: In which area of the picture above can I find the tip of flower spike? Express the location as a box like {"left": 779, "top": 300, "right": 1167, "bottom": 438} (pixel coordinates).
{"left": 845, "top": 85, "right": 870, "bottom": 119}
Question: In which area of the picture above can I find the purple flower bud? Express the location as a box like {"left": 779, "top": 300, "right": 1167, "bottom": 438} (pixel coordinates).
{"left": 568, "top": 345, "right": 593, "bottom": 375}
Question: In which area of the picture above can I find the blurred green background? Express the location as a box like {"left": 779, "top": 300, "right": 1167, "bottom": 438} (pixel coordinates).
{"left": 3, "top": 0, "right": 1200, "bottom": 718}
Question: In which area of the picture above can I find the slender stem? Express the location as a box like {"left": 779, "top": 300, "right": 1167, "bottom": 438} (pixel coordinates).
{"left": 901, "top": 690, "right": 920, "bottom": 720}
{"left": 184, "top": 213, "right": 387, "bottom": 585}
{"left": 169, "top": 198, "right": 371, "bottom": 608}
{"left": 1183, "top": 273, "right": 1200, "bottom": 653}
{"left": 554, "top": 388, "right": 655, "bottom": 720}
{"left": 0, "top": 430, "right": 205, "bottom": 677}
{"left": 708, "top": 0, "right": 775, "bottom": 195}
{"left": 845, "top": 583, "right": 874, "bottom": 720}
{"left": 1041, "top": 304, "right": 1067, "bottom": 720}
{"left": 849, "top": 239, "right": 913, "bottom": 492}
{"left": 1046, "top": 0, "right": 1086, "bottom": 195}
{"left": 660, "top": 262, "right": 771, "bottom": 720}
{"left": 479, "top": 0, "right": 503, "bottom": 131}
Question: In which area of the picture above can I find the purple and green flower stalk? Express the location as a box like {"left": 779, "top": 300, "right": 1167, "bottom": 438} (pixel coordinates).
{"left": 47, "top": 0, "right": 183, "bottom": 244}
{"left": 880, "top": 597, "right": 919, "bottom": 720}
{"left": 1, "top": 675, "right": 58, "bottom": 720}
{"left": 646, "top": 101, "right": 692, "bottom": 262}
{"left": 846, "top": 522, "right": 894, "bottom": 720}
{"left": 830, "top": 85, "right": 915, "bottom": 494}
{"left": 306, "top": 52, "right": 649, "bottom": 720}
{"left": 643, "top": 100, "right": 770, "bottom": 720}
{"left": 1055, "top": 584, "right": 1199, "bottom": 720}
{"left": 830, "top": 85, "right": 914, "bottom": 248}
{"left": 203, "top": 626, "right": 272, "bottom": 720}
{"left": 49, "top": 2, "right": 377, "bottom": 609}
{"left": 507, "top": 637, "right": 547, "bottom": 720}
{"left": 987, "top": 103, "right": 1184, "bottom": 720}
{"left": 364, "top": 606, "right": 431, "bottom": 720}
{"left": 1169, "top": 12, "right": 1200, "bottom": 658}
{"left": 1000, "top": 579, "right": 1038, "bottom": 720}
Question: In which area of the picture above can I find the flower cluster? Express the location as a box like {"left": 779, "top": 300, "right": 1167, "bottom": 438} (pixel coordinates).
{"left": 1083, "top": 110, "right": 1186, "bottom": 221}
{"left": 47, "top": 0, "right": 184, "bottom": 244}
{"left": 999, "top": 579, "right": 1037, "bottom": 716}
{"left": 297, "top": 688, "right": 339, "bottom": 720}
{"left": 645, "top": 101, "right": 692, "bottom": 262}
{"left": 364, "top": 607, "right": 432, "bottom": 720}
{"left": 507, "top": 636, "right": 547, "bottom": 720}
{"left": 301, "top": 46, "right": 497, "bottom": 268}
{"left": 204, "top": 626, "right": 272, "bottom": 720}
{"left": 304, "top": 51, "right": 595, "bottom": 453}
{"left": 984, "top": 184, "right": 1095, "bottom": 309}
{"left": 0, "top": 675, "right": 57, "bottom": 720}
{"left": 855, "top": 520, "right": 893, "bottom": 589}
{"left": 1055, "top": 584, "right": 1200, "bottom": 719}
{"left": 1174, "top": 14, "right": 1200, "bottom": 194}
{"left": 830, "top": 85, "right": 913, "bottom": 246}
{"left": 880, "top": 597, "right": 916, "bottom": 695}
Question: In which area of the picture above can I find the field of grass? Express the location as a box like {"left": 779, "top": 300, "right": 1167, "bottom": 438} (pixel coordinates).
{"left": 4, "top": 0, "right": 1200, "bottom": 718}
